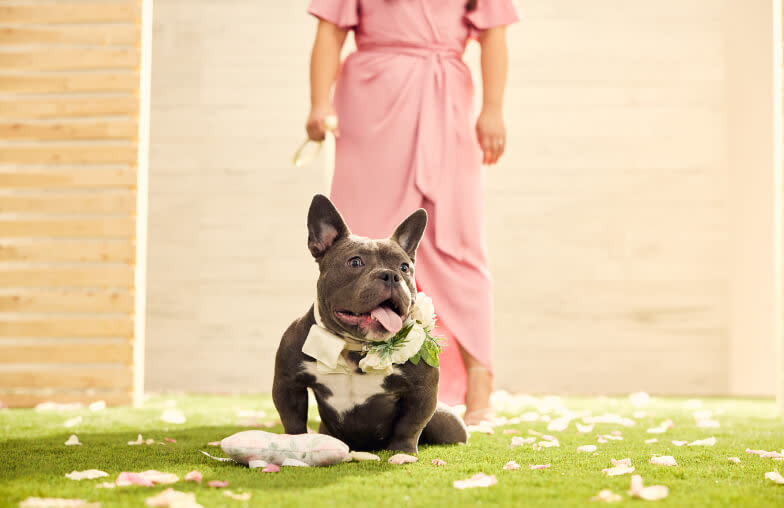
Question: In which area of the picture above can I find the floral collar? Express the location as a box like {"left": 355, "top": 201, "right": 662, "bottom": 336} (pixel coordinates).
{"left": 302, "top": 292, "right": 443, "bottom": 375}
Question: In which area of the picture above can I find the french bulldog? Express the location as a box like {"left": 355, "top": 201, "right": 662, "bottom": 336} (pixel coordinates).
{"left": 272, "top": 194, "right": 467, "bottom": 455}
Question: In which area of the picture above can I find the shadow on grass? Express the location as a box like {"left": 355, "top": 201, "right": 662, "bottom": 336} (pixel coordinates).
{"left": 0, "top": 424, "right": 402, "bottom": 491}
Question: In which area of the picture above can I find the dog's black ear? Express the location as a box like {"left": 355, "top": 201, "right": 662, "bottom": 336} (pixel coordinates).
{"left": 307, "top": 194, "right": 350, "bottom": 258}
{"left": 391, "top": 209, "right": 427, "bottom": 261}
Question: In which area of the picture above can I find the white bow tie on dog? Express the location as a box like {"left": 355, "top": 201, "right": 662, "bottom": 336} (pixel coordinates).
{"left": 301, "top": 291, "right": 437, "bottom": 375}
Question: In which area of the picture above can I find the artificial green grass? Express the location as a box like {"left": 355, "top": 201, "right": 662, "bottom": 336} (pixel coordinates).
{"left": 1, "top": 394, "right": 783, "bottom": 507}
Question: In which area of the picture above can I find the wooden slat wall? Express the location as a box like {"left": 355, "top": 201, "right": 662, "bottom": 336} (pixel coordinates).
{"left": 0, "top": 0, "right": 143, "bottom": 407}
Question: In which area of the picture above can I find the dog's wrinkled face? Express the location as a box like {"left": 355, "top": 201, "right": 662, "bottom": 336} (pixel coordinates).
{"left": 306, "top": 195, "right": 427, "bottom": 341}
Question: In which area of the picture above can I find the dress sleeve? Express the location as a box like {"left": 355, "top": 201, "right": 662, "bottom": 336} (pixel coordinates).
{"left": 465, "top": 0, "right": 520, "bottom": 34}
{"left": 308, "top": 0, "right": 359, "bottom": 29}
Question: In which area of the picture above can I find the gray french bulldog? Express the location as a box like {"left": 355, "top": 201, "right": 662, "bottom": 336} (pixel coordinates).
{"left": 272, "top": 194, "right": 467, "bottom": 455}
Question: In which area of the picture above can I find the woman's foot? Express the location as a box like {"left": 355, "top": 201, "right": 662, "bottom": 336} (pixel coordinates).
{"left": 463, "top": 366, "right": 495, "bottom": 425}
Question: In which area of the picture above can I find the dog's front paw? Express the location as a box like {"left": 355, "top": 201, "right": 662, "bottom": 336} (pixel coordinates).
{"left": 388, "top": 453, "right": 418, "bottom": 465}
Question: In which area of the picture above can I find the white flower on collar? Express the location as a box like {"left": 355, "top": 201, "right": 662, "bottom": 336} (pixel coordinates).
{"left": 359, "top": 323, "right": 427, "bottom": 373}
{"left": 409, "top": 292, "right": 435, "bottom": 329}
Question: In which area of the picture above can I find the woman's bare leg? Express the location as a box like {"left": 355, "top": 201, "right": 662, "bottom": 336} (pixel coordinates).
{"left": 458, "top": 343, "right": 495, "bottom": 424}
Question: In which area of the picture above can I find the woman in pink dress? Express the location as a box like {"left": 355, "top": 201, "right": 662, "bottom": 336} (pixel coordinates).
{"left": 305, "top": 0, "right": 519, "bottom": 424}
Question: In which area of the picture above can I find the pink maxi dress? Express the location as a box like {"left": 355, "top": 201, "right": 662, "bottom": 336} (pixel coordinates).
{"left": 308, "top": 0, "right": 519, "bottom": 405}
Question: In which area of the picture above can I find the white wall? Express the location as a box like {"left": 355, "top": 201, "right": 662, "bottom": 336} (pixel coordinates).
{"left": 146, "top": 0, "right": 779, "bottom": 396}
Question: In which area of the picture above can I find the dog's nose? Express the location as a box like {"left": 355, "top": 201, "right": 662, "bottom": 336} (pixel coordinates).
{"left": 377, "top": 270, "right": 400, "bottom": 286}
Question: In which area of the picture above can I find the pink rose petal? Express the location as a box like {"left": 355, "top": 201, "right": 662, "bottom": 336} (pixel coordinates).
{"left": 208, "top": 480, "right": 229, "bottom": 488}
{"left": 503, "top": 461, "right": 520, "bottom": 470}
{"left": 262, "top": 464, "right": 280, "bottom": 473}
{"left": 164, "top": 437, "right": 176, "bottom": 443}
{"left": 145, "top": 488, "right": 199, "bottom": 508}
{"left": 431, "top": 459, "right": 447, "bottom": 466}
{"left": 629, "top": 475, "right": 669, "bottom": 500}
{"left": 503, "top": 429, "right": 521, "bottom": 435}
{"left": 529, "top": 464, "right": 550, "bottom": 470}
{"left": 116, "top": 472, "right": 155, "bottom": 487}
{"left": 184, "top": 471, "right": 202, "bottom": 483}
{"left": 650, "top": 455, "right": 677, "bottom": 466}
{"left": 388, "top": 453, "right": 418, "bottom": 465}
{"left": 207, "top": 441, "right": 221, "bottom": 446}
{"left": 510, "top": 436, "right": 535, "bottom": 448}
{"left": 453, "top": 473, "right": 497, "bottom": 490}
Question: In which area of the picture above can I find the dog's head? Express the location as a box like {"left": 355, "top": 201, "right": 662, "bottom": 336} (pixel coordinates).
{"left": 307, "top": 194, "right": 427, "bottom": 342}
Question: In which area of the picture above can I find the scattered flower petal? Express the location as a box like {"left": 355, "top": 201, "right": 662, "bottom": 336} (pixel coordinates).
{"left": 541, "top": 434, "right": 558, "bottom": 441}
{"left": 145, "top": 488, "right": 201, "bottom": 508}
{"left": 597, "top": 437, "right": 609, "bottom": 444}
{"left": 633, "top": 411, "right": 647, "bottom": 419}
{"left": 388, "top": 453, "right": 418, "bottom": 465}
{"left": 603, "top": 464, "right": 636, "bottom": 476}
{"left": 693, "top": 410, "right": 712, "bottom": 420}
{"left": 696, "top": 419, "right": 720, "bottom": 429}
{"left": 467, "top": 423, "right": 494, "bottom": 435}
{"left": 184, "top": 471, "right": 202, "bottom": 483}
{"left": 764, "top": 470, "right": 784, "bottom": 484}
{"left": 529, "top": 464, "right": 550, "bottom": 470}
{"left": 432, "top": 459, "right": 447, "bottom": 466}
{"left": 672, "top": 441, "right": 687, "bottom": 446}
{"left": 576, "top": 423, "right": 594, "bottom": 433}
{"left": 547, "top": 418, "right": 570, "bottom": 432}
{"left": 161, "top": 409, "right": 186, "bottom": 424}
{"left": 598, "top": 434, "right": 623, "bottom": 441}
{"left": 350, "top": 451, "right": 380, "bottom": 461}
{"left": 510, "top": 436, "right": 536, "bottom": 448}
{"left": 533, "top": 439, "right": 560, "bottom": 450}
{"left": 520, "top": 412, "right": 540, "bottom": 422}
{"left": 66, "top": 470, "right": 108, "bottom": 481}
{"left": 746, "top": 449, "right": 767, "bottom": 456}
{"left": 590, "top": 489, "right": 623, "bottom": 502}
{"left": 650, "top": 455, "right": 677, "bottom": 466}
{"left": 128, "top": 434, "right": 155, "bottom": 446}
{"left": 688, "top": 437, "right": 716, "bottom": 447}
{"left": 645, "top": 439, "right": 658, "bottom": 444}
{"left": 629, "top": 475, "right": 669, "bottom": 500}
{"left": 503, "top": 429, "right": 521, "bottom": 435}
{"left": 208, "top": 480, "right": 229, "bottom": 488}
{"left": 528, "top": 429, "right": 542, "bottom": 436}
{"left": 578, "top": 445, "right": 597, "bottom": 453}
{"left": 727, "top": 457, "right": 741, "bottom": 464}
{"left": 629, "top": 392, "right": 650, "bottom": 407}
{"left": 583, "top": 414, "right": 636, "bottom": 427}
{"left": 117, "top": 471, "right": 178, "bottom": 487}
{"left": 262, "top": 464, "right": 280, "bottom": 473}
{"left": 88, "top": 401, "right": 106, "bottom": 412}
{"left": 612, "top": 458, "right": 632, "bottom": 467}
{"left": 207, "top": 441, "right": 221, "bottom": 446}
{"left": 223, "top": 491, "right": 252, "bottom": 501}
{"left": 64, "top": 416, "right": 82, "bottom": 428}
{"left": 95, "top": 482, "right": 115, "bottom": 489}
{"left": 453, "top": 473, "right": 497, "bottom": 490}
{"left": 503, "top": 461, "right": 521, "bottom": 470}
{"left": 65, "top": 435, "right": 81, "bottom": 446}
{"left": 164, "top": 437, "right": 176, "bottom": 443}
{"left": 20, "top": 497, "right": 97, "bottom": 508}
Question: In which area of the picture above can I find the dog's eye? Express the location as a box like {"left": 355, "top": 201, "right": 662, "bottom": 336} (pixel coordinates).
{"left": 348, "top": 256, "right": 364, "bottom": 268}
{"left": 400, "top": 263, "right": 409, "bottom": 273}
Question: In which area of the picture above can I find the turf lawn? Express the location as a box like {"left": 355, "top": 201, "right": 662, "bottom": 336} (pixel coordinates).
{"left": 0, "top": 393, "right": 782, "bottom": 507}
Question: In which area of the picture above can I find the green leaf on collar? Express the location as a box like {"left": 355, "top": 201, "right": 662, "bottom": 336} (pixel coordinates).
{"left": 409, "top": 353, "right": 421, "bottom": 365}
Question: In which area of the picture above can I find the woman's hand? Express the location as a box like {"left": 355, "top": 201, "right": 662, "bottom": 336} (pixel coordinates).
{"left": 476, "top": 107, "right": 506, "bottom": 165}
{"left": 306, "top": 104, "right": 337, "bottom": 141}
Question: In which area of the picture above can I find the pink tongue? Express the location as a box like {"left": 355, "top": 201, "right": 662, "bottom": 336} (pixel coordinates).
{"left": 370, "top": 306, "right": 403, "bottom": 334}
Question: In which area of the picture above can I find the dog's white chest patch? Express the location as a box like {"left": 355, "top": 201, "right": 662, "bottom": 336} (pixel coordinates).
{"left": 303, "top": 363, "right": 393, "bottom": 415}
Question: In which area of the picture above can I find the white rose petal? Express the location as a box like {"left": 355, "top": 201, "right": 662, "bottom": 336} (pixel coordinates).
{"left": 503, "top": 460, "right": 520, "bottom": 470}
{"left": 687, "top": 437, "right": 716, "bottom": 447}
{"left": 590, "top": 490, "right": 623, "bottom": 502}
{"left": 727, "top": 457, "right": 741, "bottom": 464}
{"left": 577, "top": 445, "right": 597, "bottom": 453}
{"left": 65, "top": 435, "right": 81, "bottom": 446}
{"left": 650, "top": 455, "right": 677, "bottom": 466}
{"left": 576, "top": 423, "right": 594, "bottom": 433}
{"left": 410, "top": 293, "right": 436, "bottom": 329}
{"left": 764, "top": 470, "right": 784, "bottom": 484}
{"left": 88, "top": 401, "right": 106, "bottom": 412}
{"left": 66, "top": 470, "right": 108, "bottom": 481}
{"left": 672, "top": 441, "right": 688, "bottom": 446}
{"left": 161, "top": 409, "right": 186, "bottom": 424}
{"left": 645, "top": 439, "right": 658, "bottom": 444}
{"left": 602, "top": 465, "right": 635, "bottom": 476}
{"left": 629, "top": 475, "right": 668, "bottom": 500}
{"left": 64, "top": 416, "right": 82, "bottom": 428}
